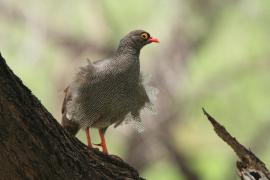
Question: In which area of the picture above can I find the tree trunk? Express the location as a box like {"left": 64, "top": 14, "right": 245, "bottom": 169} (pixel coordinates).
{"left": 0, "top": 53, "right": 143, "bottom": 180}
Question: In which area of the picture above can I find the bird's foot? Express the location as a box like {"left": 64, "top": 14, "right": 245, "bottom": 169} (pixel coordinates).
{"left": 85, "top": 144, "right": 99, "bottom": 151}
{"left": 93, "top": 143, "right": 108, "bottom": 155}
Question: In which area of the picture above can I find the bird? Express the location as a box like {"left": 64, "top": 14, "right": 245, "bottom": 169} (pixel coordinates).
{"left": 61, "top": 30, "right": 159, "bottom": 154}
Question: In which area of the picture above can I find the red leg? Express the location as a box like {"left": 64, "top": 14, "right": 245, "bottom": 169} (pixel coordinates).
{"left": 98, "top": 128, "right": 108, "bottom": 154}
{"left": 85, "top": 127, "right": 93, "bottom": 148}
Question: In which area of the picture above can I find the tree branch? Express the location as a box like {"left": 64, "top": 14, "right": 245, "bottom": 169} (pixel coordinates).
{"left": 0, "top": 53, "right": 144, "bottom": 180}
{"left": 202, "top": 108, "right": 270, "bottom": 180}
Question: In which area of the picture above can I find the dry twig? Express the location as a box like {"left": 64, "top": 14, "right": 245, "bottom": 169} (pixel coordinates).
{"left": 203, "top": 108, "right": 270, "bottom": 180}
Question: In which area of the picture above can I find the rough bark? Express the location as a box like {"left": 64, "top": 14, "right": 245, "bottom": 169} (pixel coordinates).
{"left": 0, "top": 53, "right": 144, "bottom": 180}
{"left": 203, "top": 108, "right": 270, "bottom": 180}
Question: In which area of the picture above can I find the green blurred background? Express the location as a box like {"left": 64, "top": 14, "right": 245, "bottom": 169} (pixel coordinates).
{"left": 1, "top": 0, "right": 270, "bottom": 179}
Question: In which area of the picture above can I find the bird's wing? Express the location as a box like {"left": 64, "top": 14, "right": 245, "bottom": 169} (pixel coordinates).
{"left": 61, "top": 60, "right": 96, "bottom": 115}
{"left": 61, "top": 85, "right": 81, "bottom": 135}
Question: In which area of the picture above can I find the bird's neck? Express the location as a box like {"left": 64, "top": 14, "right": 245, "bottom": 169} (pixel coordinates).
{"left": 112, "top": 44, "right": 140, "bottom": 79}
{"left": 115, "top": 39, "right": 141, "bottom": 57}
{"left": 113, "top": 51, "right": 140, "bottom": 70}
{"left": 114, "top": 44, "right": 140, "bottom": 67}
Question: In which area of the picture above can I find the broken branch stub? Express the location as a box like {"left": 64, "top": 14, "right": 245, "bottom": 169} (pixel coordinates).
{"left": 202, "top": 108, "right": 270, "bottom": 180}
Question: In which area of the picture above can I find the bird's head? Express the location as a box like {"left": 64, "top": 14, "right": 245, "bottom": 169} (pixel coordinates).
{"left": 118, "top": 30, "right": 159, "bottom": 52}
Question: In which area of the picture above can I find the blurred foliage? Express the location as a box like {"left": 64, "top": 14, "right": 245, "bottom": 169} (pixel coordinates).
{"left": 1, "top": 0, "right": 270, "bottom": 179}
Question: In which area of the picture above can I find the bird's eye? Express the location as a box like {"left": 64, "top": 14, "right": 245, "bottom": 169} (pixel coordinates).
{"left": 140, "top": 33, "right": 149, "bottom": 40}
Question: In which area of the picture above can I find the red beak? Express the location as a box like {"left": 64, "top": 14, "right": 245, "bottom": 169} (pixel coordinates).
{"left": 148, "top": 37, "right": 160, "bottom": 43}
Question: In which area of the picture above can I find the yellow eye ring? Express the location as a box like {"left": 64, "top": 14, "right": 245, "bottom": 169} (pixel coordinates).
{"left": 141, "top": 33, "right": 149, "bottom": 40}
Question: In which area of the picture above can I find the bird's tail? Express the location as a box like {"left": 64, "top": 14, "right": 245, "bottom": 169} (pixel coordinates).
{"left": 61, "top": 115, "right": 80, "bottom": 136}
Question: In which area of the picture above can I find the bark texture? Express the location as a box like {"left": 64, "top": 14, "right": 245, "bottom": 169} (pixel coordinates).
{"left": 0, "top": 53, "right": 144, "bottom": 180}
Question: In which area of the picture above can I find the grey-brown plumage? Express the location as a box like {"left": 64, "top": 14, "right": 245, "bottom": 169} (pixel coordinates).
{"left": 61, "top": 30, "right": 159, "bottom": 137}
